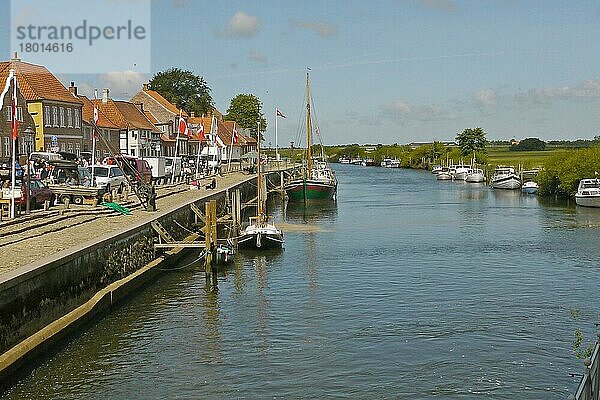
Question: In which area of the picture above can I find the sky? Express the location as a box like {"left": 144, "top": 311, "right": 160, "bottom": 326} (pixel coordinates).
{"left": 3, "top": 0, "right": 600, "bottom": 146}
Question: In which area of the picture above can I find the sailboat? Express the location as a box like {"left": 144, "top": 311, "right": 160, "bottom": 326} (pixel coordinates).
{"left": 238, "top": 119, "right": 284, "bottom": 250}
{"left": 285, "top": 72, "right": 338, "bottom": 202}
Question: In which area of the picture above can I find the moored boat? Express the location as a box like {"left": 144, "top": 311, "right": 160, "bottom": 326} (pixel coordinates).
{"left": 452, "top": 164, "right": 472, "bottom": 181}
{"left": 465, "top": 168, "right": 486, "bottom": 183}
{"left": 238, "top": 115, "right": 284, "bottom": 250}
{"left": 338, "top": 157, "right": 350, "bottom": 164}
{"left": 575, "top": 178, "right": 600, "bottom": 207}
{"left": 436, "top": 167, "right": 452, "bottom": 180}
{"left": 490, "top": 166, "right": 521, "bottom": 189}
{"left": 521, "top": 181, "right": 539, "bottom": 194}
{"left": 431, "top": 165, "right": 443, "bottom": 174}
{"left": 381, "top": 158, "right": 401, "bottom": 168}
{"left": 285, "top": 71, "right": 337, "bottom": 203}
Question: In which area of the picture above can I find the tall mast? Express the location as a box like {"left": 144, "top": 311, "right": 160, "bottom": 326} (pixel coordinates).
{"left": 306, "top": 71, "right": 312, "bottom": 175}
{"left": 256, "top": 117, "right": 263, "bottom": 224}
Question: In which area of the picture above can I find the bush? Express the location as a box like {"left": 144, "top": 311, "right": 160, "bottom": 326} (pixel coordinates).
{"left": 538, "top": 145, "right": 600, "bottom": 197}
{"left": 510, "top": 138, "right": 546, "bottom": 151}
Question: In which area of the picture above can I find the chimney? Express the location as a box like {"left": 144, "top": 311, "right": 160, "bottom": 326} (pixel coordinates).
{"left": 190, "top": 111, "right": 195, "bottom": 118}
{"left": 102, "top": 88, "right": 109, "bottom": 104}
{"left": 11, "top": 52, "right": 21, "bottom": 62}
{"left": 136, "top": 102, "right": 144, "bottom": 112}
{"left": 68, "top": 81, "right": 78, "bottom": 96}
{"left": 143, "top": 83, "right": 148, "bottom": 91}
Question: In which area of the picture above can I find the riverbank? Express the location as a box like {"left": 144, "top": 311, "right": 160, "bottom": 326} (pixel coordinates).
{"left": 0, "top": 166, "right": 292, "bottom": 390}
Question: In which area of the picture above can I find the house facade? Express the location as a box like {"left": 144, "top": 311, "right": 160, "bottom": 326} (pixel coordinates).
{"left": 130, "top": 84, "right": 188, "bottom": 157}
{"left": 95, "top": 89, "right": 160, "bottom": 158}
{"left": 0, "top": 69, "right": 36, "bottom": 160}
{"left": 78, "top": 93, "right": 120, "bottom": 161}
{"left": 0, "top": 54, "right": 83, "bottom": 155}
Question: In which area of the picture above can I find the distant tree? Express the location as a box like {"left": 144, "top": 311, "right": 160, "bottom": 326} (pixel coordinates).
{"left": 224, "top": 94, "right": 266, "bottom": 139}
{"left": 148, "top": 67, "right": 214, "bottom": 116}
{"left": 509, "top": 137, "right": 546, "bottom": 151}
{"left": 456, "top": 127, "right": 488, "bottom": 156}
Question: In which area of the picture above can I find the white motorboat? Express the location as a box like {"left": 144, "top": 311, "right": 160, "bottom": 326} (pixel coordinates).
{"left": 465, "top": 168, "right": 486, "bottom": 183}
{"left": 381, "top": 158, "right": 401, "bottom": 168}
{"left": 436, "top": 167, "right": 452, "bottom": 180}
{"left": 490, "top": 166, "right": 521, "bottom": 189}
{"left": 338, "top": 157, "right": 350, "bottom": 164}
{"left": 452, "top": 164, "right": 472, "bottom": 181}
{"left": 575, "top": 179, "right": 600, "bottom": 207}
{"left": 521, "top": 181, "right": 539, "bottom": 194}
{"left": 431, "top": 165, "right": 443, "bottom": 174}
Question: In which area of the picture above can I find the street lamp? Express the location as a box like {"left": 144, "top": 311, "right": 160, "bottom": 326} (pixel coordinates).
{"left": 24, "top": 126, "right": 35, "bottom": 214}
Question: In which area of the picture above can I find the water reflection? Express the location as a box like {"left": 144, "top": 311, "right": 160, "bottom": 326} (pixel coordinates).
{"left": 200, "top": 279, "right": 222, "bottom": 364}
{"left": 284, "top": 201, "right": 338, "bottom": 224}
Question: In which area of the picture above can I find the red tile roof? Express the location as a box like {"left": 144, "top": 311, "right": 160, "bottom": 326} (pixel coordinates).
{"left": 78, "top": 95, "right": 119, "bottom": 129}
{"left": 0, "top": 59, "right": 82, "bottom": 105}
{"left": 95, "top": 98, "right": 158, "bottom": 132}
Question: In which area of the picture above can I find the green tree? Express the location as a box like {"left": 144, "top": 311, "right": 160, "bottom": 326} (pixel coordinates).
{"left": 509, "top": 137, "right": 546, "bottom": 151}
{"left": 456, "top": 127, "right": 488, "bottom": 156}
{"left": 148, "top": 67, "right": 214, "bottom": 116}
{"left": 224, "top": 94, "right": 267, "bottom": 139}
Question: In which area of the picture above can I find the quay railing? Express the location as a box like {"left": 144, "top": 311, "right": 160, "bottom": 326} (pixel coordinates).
{"left": 570, "top": 341, "right": 600, "bottom": 400}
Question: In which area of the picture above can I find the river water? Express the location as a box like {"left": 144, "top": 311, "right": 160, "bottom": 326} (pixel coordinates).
{"left": 5, "top": 165, "right": 600, "bottom": 399}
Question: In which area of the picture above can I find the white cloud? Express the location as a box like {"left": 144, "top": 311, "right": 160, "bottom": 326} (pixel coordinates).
{"left": 218, "top": 11, "right": 261, "bottom": 38}
{"left": 292, "top": 20, "right": 337, "bottom": 38}
{"left": 249, "top": 50, "right": 268, "bottom": 64}
{"left": 380, "top": 100, "right": 447, "bottom": 122}
{"left": 99, "top": 70, "right": 147, "bottom": 99}
{"left": 474, "top": 88, "right": 498, "bottom": 106}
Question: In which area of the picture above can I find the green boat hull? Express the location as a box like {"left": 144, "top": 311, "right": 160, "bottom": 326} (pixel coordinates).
{"left": 285, "top": 179, "right": 337, "bottom": 202}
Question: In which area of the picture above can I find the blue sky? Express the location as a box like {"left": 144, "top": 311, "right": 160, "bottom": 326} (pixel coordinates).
{"left": 3, "top": 0, "right": 600, "bottom": 145}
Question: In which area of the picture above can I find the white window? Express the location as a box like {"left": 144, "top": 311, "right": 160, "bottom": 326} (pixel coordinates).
{"left": 17, "top": 107, "right": 23, "bottom": 122}
{"left": 4, "top": 137, "right": 10, "bottom": 156}
{"left": 68, "top": 143, "right": 73, "bottom": 154}
{"left": 60, "top": 107, "right": 65, "bottom": 127}
{"left": 5, "top": 108, "right": 10, "bottom": 121}
{"left": 44, "top": 105, "right": 51, "bottom": 126}
{"left": 75, "top": 143, "right": 80, "bottom": 157}
{"left": 52, "top": 106, "right": 58, "bottom": 127}
{"left": 74, "top": 109, "right": 81, "bottom": 128}
{"left": 67, "top": 108, "right": 73, "bottom": 127}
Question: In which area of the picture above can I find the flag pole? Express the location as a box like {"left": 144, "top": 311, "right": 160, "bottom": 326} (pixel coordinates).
{"left": 10, "top": 72, "right": 17, "bottom": 219}
{"left": 195, "top": 123, "right": 202, "bottom": 178}
{"left": 172, "top": 111, "right": 181, "bottom": 184}
{"left": 228, "top": 122, "right": 235, "bottom": 172}
{"left": 275, "top": 108, "right": 279, "bottom": 162}
{"left": 91, "top": 89, "right": 98, "bottom": 187}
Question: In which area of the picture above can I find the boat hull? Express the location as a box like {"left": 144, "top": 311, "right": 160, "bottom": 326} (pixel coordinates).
{"left": 238, "top": 231, "right": 284, "bottom": 249}
{"left": 575, "top": 195, "right": 600, "bottom": 207}
{"left": 466, "top": 173, "right": 485, "bottom": 183}
{"left": 285, "top": 179, "right": 337, "bottom": 202}
{"left": 437, "top": 173, "right": 452, "bottom": 180}
{"left": 491, "top": 176, "right": 521, "bottom": 189}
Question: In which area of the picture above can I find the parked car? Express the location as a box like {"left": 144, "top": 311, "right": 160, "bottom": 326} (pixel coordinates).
{"left": 89, "top": 165, "right": 127, "bottom": 193}
{"left": 44, "top": 160, "right": 91, "bottom": 186}
{"left": 105, "top": 155, "right": 152, "bottom": 186}
{"left": 15, "top": 178, "right": 55, "bottom": 209}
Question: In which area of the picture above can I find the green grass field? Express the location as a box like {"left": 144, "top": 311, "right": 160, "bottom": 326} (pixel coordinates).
{"left": 485, "top": 148, "right": 568, "bottom": 170}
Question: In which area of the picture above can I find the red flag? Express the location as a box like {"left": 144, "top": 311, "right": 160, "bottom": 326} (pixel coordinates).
{"left": 232, "top": 126, "right": 239, "bottom": 144}
{"left": 11, "top": 77, "right": 18, "bottom": 140}
{"left": 93, "top": 90, "right": 99, "bottom": 139}
{"left": 178, "top": 113, "right": 189, "bottom": 137}
{"left": 276, "top": 108, "right": 286, "bottom": 119}
{"left": 197, "top": 123, "right": 205, "bottom": 141}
